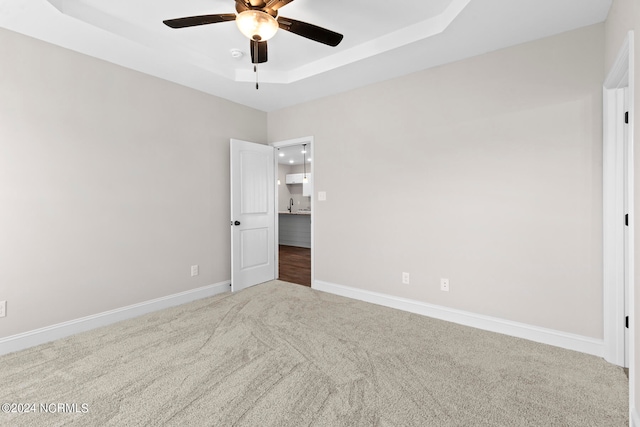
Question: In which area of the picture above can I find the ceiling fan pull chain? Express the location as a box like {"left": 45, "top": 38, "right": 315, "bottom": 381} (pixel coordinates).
{"left": 252, "top": 39, "right": 259, "bottom": 90}
{"left": 254, "top": 64, "right": 259, "bottom": 90}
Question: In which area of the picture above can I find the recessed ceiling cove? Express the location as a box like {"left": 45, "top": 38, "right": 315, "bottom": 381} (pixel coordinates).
{"left": 44, "top": 0, "right": 469, "bottom": 84}
{"left": 0, "top": 0, "right": 612, "bottom": 111}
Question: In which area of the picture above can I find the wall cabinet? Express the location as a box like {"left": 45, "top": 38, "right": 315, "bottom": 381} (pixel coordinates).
{"left": 285, "top": 173, "right": 304, "bottom": 184}
{"left": 302, "top": 174, "right": 312, "bottom": 197}
{"left": 285, "top": 173, "right": 312, "bottom": 197}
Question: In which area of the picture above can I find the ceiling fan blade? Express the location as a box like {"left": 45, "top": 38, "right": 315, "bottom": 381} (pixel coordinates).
{"left": 278, "top": 17, "right": 343, "bottom": 47}
{"left": 265, "top": 0, "right": 295, "bottom": 12}
{"left": 163, "top": 14, "right": 236, "bottom": 29}
{"left": 250, "top": 39, "right": 268, "bottom": 64}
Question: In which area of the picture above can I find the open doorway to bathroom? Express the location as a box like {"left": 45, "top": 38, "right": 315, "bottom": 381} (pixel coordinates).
{"left": 274, "top": 139, "right": 313, "bottom": 287}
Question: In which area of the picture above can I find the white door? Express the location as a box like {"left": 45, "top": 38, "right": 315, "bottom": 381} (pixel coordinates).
{"left": 230, "top": 139, "right": 275, "bottom": 292}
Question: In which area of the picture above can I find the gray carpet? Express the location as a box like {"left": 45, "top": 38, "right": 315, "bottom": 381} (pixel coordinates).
{"left": 0, "top": 280, "right": 628, "bottom": 426}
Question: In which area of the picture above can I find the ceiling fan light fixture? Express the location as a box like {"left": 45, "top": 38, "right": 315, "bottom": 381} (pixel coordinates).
{"left": 236, "top": 10, "right": 279, "bottom": 42}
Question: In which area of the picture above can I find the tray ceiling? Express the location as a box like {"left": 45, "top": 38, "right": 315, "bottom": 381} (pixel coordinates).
{"left": 0, "top": 0, "right": 612, "bottom": 111}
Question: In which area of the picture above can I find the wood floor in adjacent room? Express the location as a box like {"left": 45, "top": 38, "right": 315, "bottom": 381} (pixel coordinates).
{"left": 279, "top": 245, "right": 311, "bottom": 287}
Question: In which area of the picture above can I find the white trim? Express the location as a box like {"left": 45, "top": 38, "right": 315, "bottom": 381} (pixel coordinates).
{"left": 271, "top": 136, "right": 315, "bottom": 148}
{"left": 270, "top": 137, "right": 315, "bottom": 286}
{"left": 632, "top": 407, "right": 640, "bottom": 427}
{"left": 313, "top": 280, "right": 604, "bottom": 357}
{"left": 605, "top": 35, "right": 632, "bottom": 89}
{"left": 0, "top": 281, "right": 230, "bottom": 356}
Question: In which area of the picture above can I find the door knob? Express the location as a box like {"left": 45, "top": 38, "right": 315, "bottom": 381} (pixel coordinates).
{"left": 234, "top": 221, "right": 241, "bottom": 226}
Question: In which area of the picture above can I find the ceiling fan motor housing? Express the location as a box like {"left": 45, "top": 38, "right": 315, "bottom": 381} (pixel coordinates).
{"left": 235, "top": 2, "right": 278, "bottom": 17}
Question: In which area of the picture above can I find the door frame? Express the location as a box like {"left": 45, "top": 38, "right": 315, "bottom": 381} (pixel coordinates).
{"left": 603, "top": 27, "right": 634, "bottom": 376}
{"left": 270, "top": 136, "right": 314, "bottom": 285}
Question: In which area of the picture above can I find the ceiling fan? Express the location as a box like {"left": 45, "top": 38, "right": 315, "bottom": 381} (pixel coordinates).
{"left": 163, "top": 0, "right": 344, "bottom": 65}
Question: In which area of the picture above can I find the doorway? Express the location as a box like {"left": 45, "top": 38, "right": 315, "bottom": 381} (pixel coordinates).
{"left": 272, "top": 137, "right": 314, "bottom": 287}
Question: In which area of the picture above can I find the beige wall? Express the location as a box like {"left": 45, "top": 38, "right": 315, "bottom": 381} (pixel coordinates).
{"left": 269, "top": 24, "right": 605, "bottom": 339}
{"left": 0, "top": 15, "right": 612, "bottom": 358}
{"left": 0, "top": 28, "right": 267, "bottom": 338}
{"left": 604, "top": 0, "right": 640, "bottom": 417}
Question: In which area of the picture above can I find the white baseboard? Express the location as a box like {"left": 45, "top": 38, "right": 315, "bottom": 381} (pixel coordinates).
{"left": 632, "top": 407, "right": 640, "bottom": 427}
{"left": 0, "top": 281, "right": 231, "bottom": 356}
{"left": 313, "top": 280, "right": 604, "bottom": 357}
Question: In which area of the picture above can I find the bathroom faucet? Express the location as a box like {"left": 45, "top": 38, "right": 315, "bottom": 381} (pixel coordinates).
{"left": 288, "top": 198, "right": 294, "bottom": 213}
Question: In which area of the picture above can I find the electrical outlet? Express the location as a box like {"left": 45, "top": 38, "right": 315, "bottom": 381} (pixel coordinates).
{"left": 440, "top": 278, "right": 450, "bottom": 292}
{"left": 191, "top": 265, "right": 199, "bottom": 277}
{"left": 0, "top": 301, "right": 6, "bottom": 317}
{"left": 402, "top": 272, "right": 410, "bottom": 285}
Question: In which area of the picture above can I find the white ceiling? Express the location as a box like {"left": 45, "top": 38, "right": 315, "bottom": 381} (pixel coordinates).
{"left": 277, "top": 144, "right": 310, "bottom": 165}
{"left": 0, "top": 0, "right": 612, "bottom": 112}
